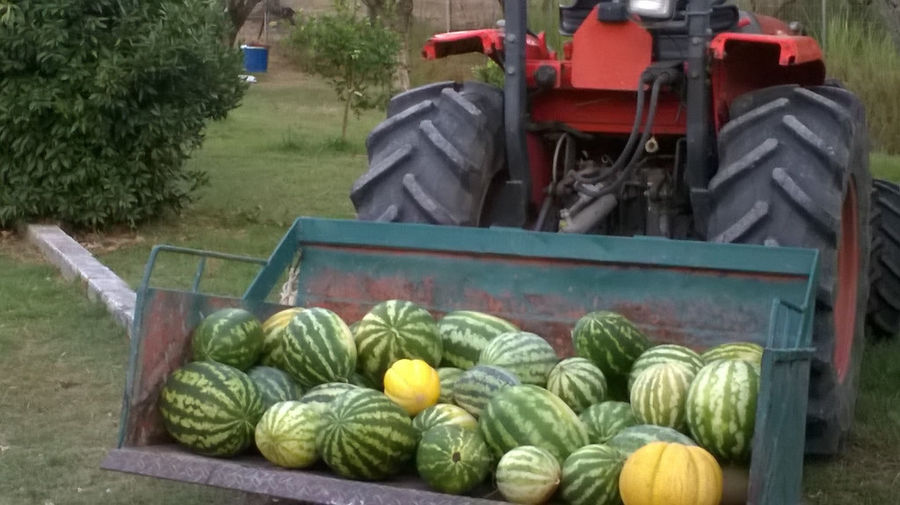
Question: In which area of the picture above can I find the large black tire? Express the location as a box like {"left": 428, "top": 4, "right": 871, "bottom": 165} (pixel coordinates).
{"left": 351, "top": 81, "right": 505, "bottom": 225}
{"left": 868, "top": 178, "right": 900, "bottom": 337}
{"left": 707, "top": 85, "right": 872, "bottom": 455}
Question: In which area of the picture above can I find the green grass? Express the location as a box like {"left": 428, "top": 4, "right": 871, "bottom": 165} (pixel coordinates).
{"left": 0, "top": 243, "right": 245, "bottom": 505}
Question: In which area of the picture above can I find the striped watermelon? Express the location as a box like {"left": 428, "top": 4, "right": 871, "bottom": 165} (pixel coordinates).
{"left": 686, "top": 359, "right": 760, "bottom": 462}
{"left": 247, "top": 366, "right": 302, "bottom": 409}
{"left": 298, "top": 382, "right": 358, "bottom": 409}
{"left": 629, "top": 362, "right": 696, "bottom": 431}
{"left": 495, "top": 445, "right": 561, "bottom": 505}
{"left": 560, "top": 444, "right": 626, "bottom": 505}
{"left": 282, "top": 308, "right": 356, "bottom": 387}
{"left": 415, "top": 425, "right": 493, "bottom": 494}
{"left": 546, "top": 357, "right": 607, "bottom": 414}
{"left": 412, "top": 403, "right": 478, "bottom": 434}
{"left": 437, "top": 310, "right": 518, "bottom": 369}
{"left": 261, "top": 308, "right": 304, "bottom": 356}
{"left": 579, "top": 401, "right": 638, "bottom": 444}
{"left": 572, "top": 311, "right": 650, "bottom": 379}
{"left": 159, "top": 361, "right": 264, "bottom": 457}
{"left": 628, "top": 344, "right": 704, "bottom": 391}
{"left": 701, "top": 342, "right": 764, "bottom": 366}
{"left": 479, "top": 384, "right": 590, "bottom": 463}
{"left": 452, "top": 365, "right": 520, "bottom": 418}
{"left": 354, "top": 300, "right": 442, "bottom": 385}
{"left": 192, "top": 308, "right": 263, "bottom": 371}
{"left": 478, "top": 331, "right": 559, "bottom": 386}
{"left": 349, "top": 371, "right": 378, "bottom": 389}
{"left": 254, "top": 401, "right": 325, "bottom": 468}
{"left": 437, "top": 367, "right": 464, "bottom": 403}
{"left": 316, "top": 388, "right": 418, "bottom": 480}
{"left": 607, "top": 424, "right": 696, "bottom": 456}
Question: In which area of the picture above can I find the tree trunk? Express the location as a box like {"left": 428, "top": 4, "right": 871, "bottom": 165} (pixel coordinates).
{"left": 872, "top": 0, "right": 900, "bottom": 50}
{"left": 225, "top": 0, "right": 264, "bottom": 46}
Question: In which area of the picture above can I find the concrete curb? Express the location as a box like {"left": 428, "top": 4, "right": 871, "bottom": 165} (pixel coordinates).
{"left": 26, "top": 224, "right": 136, "bottom": 337}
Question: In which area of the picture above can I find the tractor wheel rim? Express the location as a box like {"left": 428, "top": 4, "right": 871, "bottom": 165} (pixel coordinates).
{"left": 834, "top": 178, "right": 860, "bottom": 383}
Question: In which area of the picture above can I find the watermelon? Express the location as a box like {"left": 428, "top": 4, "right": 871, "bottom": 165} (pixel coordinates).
{"left": 629, "top": 362, "right": 696, "bottom": 431}
{"left": 607, "top": 424, "right": 696, "bottom": 456}
{"left": 686, "top": 359, "right": 760, "bottom": 462}
{"left": 415, "top": 425, "right": 493, "bottom": 494}
{"left": 247, "top": 366, "right": 302, "bottom": 409}
{"left": 579, "top": 401, "right": 638, "bottom": 444}
{"left": 452, "top": 365, "right": 520, "bottom": 418}
{"left": 438, "top": 310, "right": 518, "bottom": 369}
{"left": 477, "top": 331, "right": 558, "bottom": 386}
{"left": 412, "top": 403, "right": 478, "bottom": 434}
{"left": 546, "top": 357, "right": 607, "bottom": 414}
{"left": 254, "top": 401, "right": 325, "bottom": 468}
{"left": 192, "top": 308, "right": 263, "bottom": 371}
{"left": 572, "top": 311, "right": 650, "bottom": 379}
{"left": 316, "top": 388, "right": 418, "bottom": 480}
{"left": 560, "top": 444, "right": 626, "bottom": 505}
{"left": 261, "top": 308, "right": 304, "bottom": 356}
{"left": 298, "top": 382, "right": 358, "bottom": 409}
{"left": 349, "top": 371, "right": 377, "bottom": 389}
{"left": 354, "top": 300, "right": 442, "bottom": 385}
{"left": 282, "top": 307, "right": 356, "bottom": 387}
{"left": 628, "top": 344, "right": 704, "bottom": 391}
{"left": 701, "top": 342, "right": 764, "bottom": 365}
{"left": 479, "top": 384, "right": 590, "bottom": 463}
{"left": 159, "top": 361, "right": 264, "bottom": 457}
{"left": 495, "top": 445, "right": 561, "bottom": 505}
{"left": 437, "top": 367, "right": 464, "bottom": 403}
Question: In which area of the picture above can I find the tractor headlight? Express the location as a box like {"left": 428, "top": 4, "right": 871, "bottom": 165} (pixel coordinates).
{"left": 628, "top": 0, "right": 675, "bottom": 19}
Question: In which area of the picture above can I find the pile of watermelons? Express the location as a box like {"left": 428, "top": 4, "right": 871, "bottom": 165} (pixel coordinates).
{"left": 159, "top": 301, "right": 762, "bottom": 505}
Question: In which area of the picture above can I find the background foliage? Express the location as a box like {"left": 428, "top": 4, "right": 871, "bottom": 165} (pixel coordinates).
{"left": 0, "top": 0, "right": 246, "bottom": 229}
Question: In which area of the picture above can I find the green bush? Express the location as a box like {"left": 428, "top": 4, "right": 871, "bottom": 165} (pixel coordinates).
{"left": 0, "top": 0, "right": 246, "bottom": 229}
{"left": 291, "top": 3, "right": 399, "bottom": 140}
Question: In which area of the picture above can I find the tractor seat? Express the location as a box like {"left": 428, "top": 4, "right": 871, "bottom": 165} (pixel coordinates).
{"left": 559, "top": 0, "right": 601, "bottom": 36}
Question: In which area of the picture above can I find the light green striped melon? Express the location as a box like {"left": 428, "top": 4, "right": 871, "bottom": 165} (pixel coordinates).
{"left": 478, "top": 331, "right": 558, "bottom": 386}
{"left": 579, "top": 401, "right": 638, "bottom": 444}
{"left": 479, "top": 384, "right": 590, "bottom": 463}
{"left": 686, "top": 359, "right": 760, "bottom": 462}
{"left": 606, "top": 424, "right": 696, "bottom": 456}
{"left": 282, "top": 308, "right": 356, "bottom": 387}
{"left": 354, "top": 300, "right": 442, "bottom": 385}
{"left": 628, "top": 344, "right": 704, "bottom": 391}
{"left": 572, "top": 311, "right": 650, "bottom": 380}
{"left": 316, "top": 388, "right": 418, "bottom": 480}
{"left": 159, "top": 361, "right": 264, "bottom": 457}
{"left": 298, "top": 382, "right": 358, "bottom": 409}
{"left": 254, "top": 401, "right": 325, "bottom": 468}
{"left": 546, "top": 357, "right": 607, "bottom": 414}
{"left": 247, "top": 366, "right": 303, "bottom": 409}
{"left": 260, "top": 308, "right": 304, "bottom": 358}
{"left": 560, "top": 444, "right": 626, "bottom": 505}
{"left": 438, "top": 310, "right": 518, "bottom": 369}
{"left": 416, "top": 425, "right": 493, "bottom": 494}
{"left": 701, "top": 342, "right": 764, "bottom": 366}
{"left": 629, "top": 362, "right": 696, "bottom": 431}
{"left": 437, "top": 367, "right": 464, "bottom": 403}
{"left": 495, "top": 445, "right": 561, "bottom": 505}
{"left": 192, "top": 308, "right": 263, "bottom": 371}
{"left": 453, "top": 365, "right": 520, "bottom": 418}
{"left": 412, "top": 403, "right": 478, "bottom": 434}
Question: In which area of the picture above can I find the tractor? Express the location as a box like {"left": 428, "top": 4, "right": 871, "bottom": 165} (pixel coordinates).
{"left": 350, "top": 0, "right": 898, "bottom": 455}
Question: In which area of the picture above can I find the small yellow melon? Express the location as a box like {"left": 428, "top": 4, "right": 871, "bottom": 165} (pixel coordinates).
{"left": 383, "top": 358, "right": 440, "bottom": 415}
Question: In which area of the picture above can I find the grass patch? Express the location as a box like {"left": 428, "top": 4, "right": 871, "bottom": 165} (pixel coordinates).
{"left": 0, "top": 240, "right": 244, "bottom": 504}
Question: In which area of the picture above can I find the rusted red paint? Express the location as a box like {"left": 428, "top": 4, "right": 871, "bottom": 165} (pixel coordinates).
{"left": 834, "top": 179, "right": 860, "bottom": 382}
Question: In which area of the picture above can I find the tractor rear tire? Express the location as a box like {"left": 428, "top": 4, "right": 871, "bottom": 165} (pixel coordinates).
{"left": 707, "top": 85, "right": 872, "bottom": 455}
{"left": 351, "top": 81, "right": 505, "bottom": 225}
{"left": 868, "top": 178, "right": 900, "bottom": 337}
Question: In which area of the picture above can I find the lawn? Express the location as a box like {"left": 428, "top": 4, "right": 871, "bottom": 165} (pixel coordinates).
{"left": 2, "top": 58, "right": 900, "bottom": 504}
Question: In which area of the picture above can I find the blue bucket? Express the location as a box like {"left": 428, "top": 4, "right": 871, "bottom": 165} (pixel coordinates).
{"left": 241, "top": 45, "right": 269, "bottom": 73}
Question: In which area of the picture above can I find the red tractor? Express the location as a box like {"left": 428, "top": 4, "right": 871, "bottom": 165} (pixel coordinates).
{"left": 350, "top": 0, "right": 897, "bottom": 454}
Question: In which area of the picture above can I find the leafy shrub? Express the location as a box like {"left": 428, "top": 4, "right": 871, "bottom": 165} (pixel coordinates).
{"left": 291, "top": 2, "right": 399, "bottom": 140}
{"left": 0, "top": 0, "right": 246, "bottom": 229}
{"left": 472, "top": 59, "right": 505, "bottom": 88}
